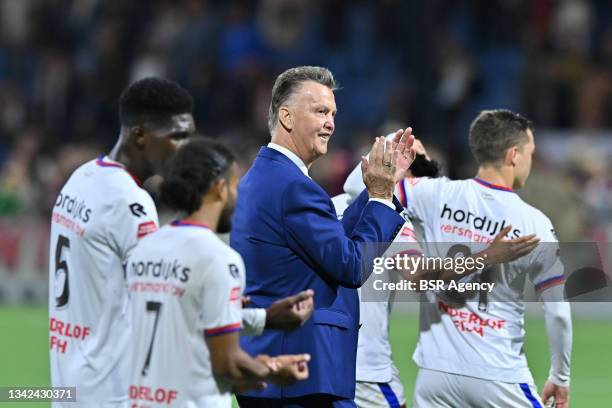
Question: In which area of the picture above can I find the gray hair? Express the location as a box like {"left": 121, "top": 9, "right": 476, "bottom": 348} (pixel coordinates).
{"left": 469, "top": 109, "right": 534, "bottom": 165}
{"left": 268, "top": 66, "right": 337, "bottom": 133}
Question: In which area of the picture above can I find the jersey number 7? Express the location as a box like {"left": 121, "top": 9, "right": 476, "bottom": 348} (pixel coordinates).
{"left": 142, "top": 301, "right": 163, "bottom": 376}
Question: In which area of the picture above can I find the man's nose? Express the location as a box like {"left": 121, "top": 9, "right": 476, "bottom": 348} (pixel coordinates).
{"left": 325, "top": 116, "right": 335, "bottom": 133}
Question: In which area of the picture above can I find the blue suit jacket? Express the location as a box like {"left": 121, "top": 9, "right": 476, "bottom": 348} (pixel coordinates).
{"left": 230, "top": 147, "right": 404, "bottom": 399}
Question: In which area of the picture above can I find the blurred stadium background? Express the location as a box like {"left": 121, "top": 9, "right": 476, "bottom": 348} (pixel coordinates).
{"left": 0, "top": 0, "right": 610, "bottom": 406}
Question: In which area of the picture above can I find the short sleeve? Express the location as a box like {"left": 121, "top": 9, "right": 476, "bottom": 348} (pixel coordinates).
{"left": 200, "top": 252, "right": 244, "bottom": 337}
{"left": 107, "top": 191, "right": 159, "bottom": 262}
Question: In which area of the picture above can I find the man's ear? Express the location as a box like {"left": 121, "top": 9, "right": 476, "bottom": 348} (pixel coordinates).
{"left": 278, "top": 106, "right": 293, "bottom": 132}
{"left": 129, "top": 126, "right": 146, "bottom": 150}
{"left": 506, "top": 146, "right": 519, "bottom": 167}
{"left": 212, "top": 178, "right": 228, "bottom": 202}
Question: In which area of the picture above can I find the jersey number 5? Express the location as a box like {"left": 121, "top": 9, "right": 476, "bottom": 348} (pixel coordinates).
{"left": 142, "top": 301, "right": 163, "bottom": 376}
{"left": 55, "top": 235, "right": 70, "bottom": 309}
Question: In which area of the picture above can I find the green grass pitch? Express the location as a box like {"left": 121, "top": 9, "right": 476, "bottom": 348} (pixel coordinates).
{"left": 0, "top": 306, "right": 610, "bottom": 407}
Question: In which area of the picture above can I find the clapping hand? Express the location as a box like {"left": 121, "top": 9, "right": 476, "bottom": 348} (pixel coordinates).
{"left": 361, "top": 128, "right": 415, "bottom": 201}
{"left": 389, "top": 127, "right": 417, "bottom": 183}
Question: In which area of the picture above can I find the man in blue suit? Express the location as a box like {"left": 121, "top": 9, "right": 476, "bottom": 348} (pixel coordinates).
{"left": 231, "top": 66, "right": 415, "bottom": 407}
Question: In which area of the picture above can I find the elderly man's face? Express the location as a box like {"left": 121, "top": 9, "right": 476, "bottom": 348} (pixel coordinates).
{"left": 288, "top": 81, "right": 336, "bottom": 165}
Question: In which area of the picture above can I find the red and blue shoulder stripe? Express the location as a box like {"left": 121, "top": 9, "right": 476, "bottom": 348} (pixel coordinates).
{"left": 534, "top": 275, "right": 565, "bottom": 293}
{"left": 204, "top": 322, "right": 242, "bottom": 337}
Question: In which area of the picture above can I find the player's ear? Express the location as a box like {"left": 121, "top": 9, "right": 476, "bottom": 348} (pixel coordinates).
{"left": 278, "top": 106, "right": 293, "bottom": 132}
{"left": 129, "top": 126, "right": 146, "bottom": 150}
{"left": 507, "top": 146, "right": 519, "bottom": 167}
{"left": 213, "top": 178, "right": 228, "bottom": 202}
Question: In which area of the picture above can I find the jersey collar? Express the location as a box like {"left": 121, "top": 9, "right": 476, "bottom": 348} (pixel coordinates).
{"left": 473, "top": 178, "right": 515, "bottom": 193}
{"left": 96, "top": 155, "right": 143, "bottom": 187}
{"left": 170, "top": 220, "right": 211, "bottom": 229}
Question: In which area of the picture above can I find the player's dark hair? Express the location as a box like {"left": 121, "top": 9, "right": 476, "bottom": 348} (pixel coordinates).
{"left": 160, "top": 138, "right": 235, "bottom": 214}
{"left": 410, "top": 154, "right": 441, "bottom": 178}
{"left": 469, "top": 109, "right": 534, "bottom": 165}
{"left": 268, "top": 66, "right": 337, "bottom": 133}
{"left": 119, "top": 77, "right": 194, "bottom": 126}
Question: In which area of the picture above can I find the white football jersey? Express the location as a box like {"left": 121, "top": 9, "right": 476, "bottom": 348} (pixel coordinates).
{"left": 331, "top": 194, "right": 422, "bottom": 383}
{"left": 127, "top": 221, "right": 244, "bottom": 408}
{"left": 400, "top": 177, "right": 564, "bottom": 383}
{"left": 49, "top": 156, "right": 158, "bottom": 405}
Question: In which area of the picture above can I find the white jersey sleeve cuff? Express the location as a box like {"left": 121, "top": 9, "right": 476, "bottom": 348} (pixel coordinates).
{"left": 241, "top": 308, "right": 267, "bottom": 336}
{"left": 548, "top": 373, "right": 570, "bottom": 388}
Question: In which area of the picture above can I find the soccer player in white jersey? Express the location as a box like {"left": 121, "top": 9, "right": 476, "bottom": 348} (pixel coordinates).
{"left": 338, "top": 151, "right": 538, "bottom": 408}
{"left": 331, "top": 192, "right": 414, "bottom": 408}
{"left": 127, "top": 138, "right": 311, "bottom": 407}
{"left": 49, "top": 77, "right": 196, "bottom": 407}
{"left": 49, "top": 77, "right": 313, "bottom": 407}
{"left": 345, "top": 110, "right": 572, "bottom": 408}
{"left": 333, "top": 152, "right": 441, "bottom": 408}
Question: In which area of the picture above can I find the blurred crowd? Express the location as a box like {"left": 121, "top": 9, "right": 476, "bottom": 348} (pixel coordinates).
{"left": 0, "top": 0, "right": 610, "bottom": 242}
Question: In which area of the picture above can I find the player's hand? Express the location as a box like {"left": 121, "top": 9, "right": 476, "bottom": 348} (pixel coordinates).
{"left": 227, "top": 354, "right": 271, "bottom": 393}
{"left": 241, "top": 296, "right": 251, "bottom": 308}
{"left": 482, "top": 225, "right": 540, "bottom": 265}
{"left": 390, "top": 128, "right": 417, "bottom": 184}
{"left": 265, "top": 289, "right": 314, "bottom": 331}
{"left": 267, "top": 354, "right": 310, "bottom": 386}
{"left": 255, "top": 354, "right": 276, "bottom": 369}
{"left": 541, "top": 380, "right": 569, "bottom": 408}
